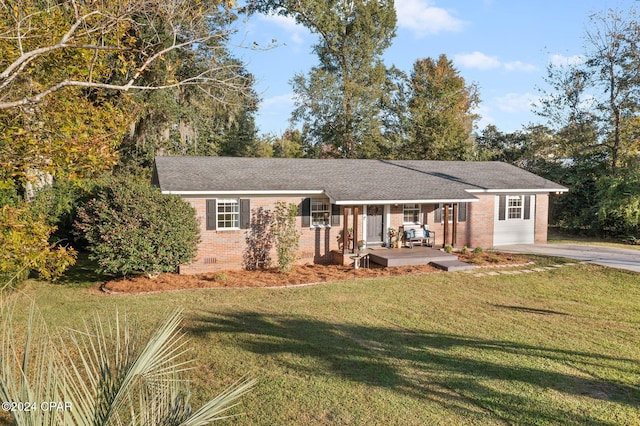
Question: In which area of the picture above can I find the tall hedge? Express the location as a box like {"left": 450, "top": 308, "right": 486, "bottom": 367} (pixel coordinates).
{"left": 74, "top": 179, "right": 200, "bottom": 277}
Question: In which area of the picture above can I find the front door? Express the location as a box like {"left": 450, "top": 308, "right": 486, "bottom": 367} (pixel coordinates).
{"left": 366, "top": 205, "right": 384, "bottom": 244}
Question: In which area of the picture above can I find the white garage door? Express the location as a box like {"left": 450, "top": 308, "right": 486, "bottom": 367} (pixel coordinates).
{"left": 493, "top": 195, "right": 535, "bottom": 245}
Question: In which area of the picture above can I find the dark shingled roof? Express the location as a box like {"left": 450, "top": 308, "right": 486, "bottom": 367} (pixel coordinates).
{"left": 153, "top": 156, "right": 567, "bottom": 203}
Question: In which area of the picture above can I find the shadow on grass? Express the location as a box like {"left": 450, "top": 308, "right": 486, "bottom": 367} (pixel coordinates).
{"left": 187, "top": 310, "right": 640, "bottom": 425}
{"left": 56, "top": 252, "right": 110, "bottom": 287}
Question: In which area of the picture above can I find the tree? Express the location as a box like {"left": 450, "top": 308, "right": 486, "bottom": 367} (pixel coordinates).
{"left": 402, "top": 55, "right": 480, "bottom": 160}
{"left": 271, "top": 129, "right": 305, "bottom": 158}
{"left": 537, "top": 7, "right": 640, "bottom": 173}
{"left": 272, "top": 202, "right": 300, "bottom": 273}
{"left": 1, "top": 0, "right": 257, "bottom": 184}
{"left": 248, "top": 0, "right": 396, "bottom": 158}
{"left": 0, "top": 0, "right": 247, "bottom": 109}
{"left": 0, "top": 89, "right": 131, "bottom": 192}
{"left": 0, "top": 303, "right": 255, "bottom": 425}
{"left": 0, "top": 202, "right": 76, "bottom": 288}
{"left": 74, "top": 178, "right": 200, "bottom": 278}
{"left": 120, "top": 61, "right": 259, "bottom": 170}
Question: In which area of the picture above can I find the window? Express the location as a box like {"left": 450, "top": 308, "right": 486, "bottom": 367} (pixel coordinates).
{"left": 311, "top": 199, "right": 331, "bottom": 226}
{"left": 498, "top": 195, "right": 531, "bottom": 221}
{"left": 403, "top": 204, "right": 420, "bottom": 223}
{"left": 434, "top": 203, "right": 466, "bottom": 223}
{"left": 217, "top": 199, "right": 239, "bottom": 229}
{"left": 507, "top": 196, "right": 523, "bottom": 219}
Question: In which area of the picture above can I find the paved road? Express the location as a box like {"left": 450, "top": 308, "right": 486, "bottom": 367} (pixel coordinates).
{"left": 502, "top": 244, "right": 640, "bottom": 273}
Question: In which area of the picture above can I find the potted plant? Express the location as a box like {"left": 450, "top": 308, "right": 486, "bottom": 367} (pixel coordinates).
{"left": 388, "top": 228, "right": 399, "bottom": 248}
{"left": 357, "top": 240, "right": 366, "bottom": 250}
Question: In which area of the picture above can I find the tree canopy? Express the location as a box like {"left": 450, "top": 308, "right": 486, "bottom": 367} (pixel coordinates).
{"left": 249, "top": 0, "right": 397, "bottom": 158}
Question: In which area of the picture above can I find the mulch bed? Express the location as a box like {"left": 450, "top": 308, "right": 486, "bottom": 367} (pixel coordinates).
{"left": 102, "top": 251, "right": 530, "bottom": 294}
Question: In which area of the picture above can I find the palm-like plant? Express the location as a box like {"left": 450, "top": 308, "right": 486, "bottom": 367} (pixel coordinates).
{"left": 0, "top": 303, "right": 255, "bottom": 425}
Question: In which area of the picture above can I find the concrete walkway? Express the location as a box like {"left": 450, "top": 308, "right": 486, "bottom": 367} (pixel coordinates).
{"left": 501, "top": 244, "right": 640, "bottom": 273}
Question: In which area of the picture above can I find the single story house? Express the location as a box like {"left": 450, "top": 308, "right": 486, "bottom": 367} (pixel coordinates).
{"left": 152, "top": 156, "right": 568, "bottom": 274}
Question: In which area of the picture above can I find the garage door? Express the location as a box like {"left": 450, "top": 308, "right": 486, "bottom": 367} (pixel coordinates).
{"left": 493, "top": 195, "right": 535, "bottom": 245}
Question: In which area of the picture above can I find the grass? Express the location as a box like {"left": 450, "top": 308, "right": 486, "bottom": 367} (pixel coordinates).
{"left": 548, "top": 229, "right": 640, "bottom": 250}
{"left": 2, "top": 257, "right": 640, "bottom": 425}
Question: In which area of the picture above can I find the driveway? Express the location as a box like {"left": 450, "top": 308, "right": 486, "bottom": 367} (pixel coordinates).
{"left": 501, "top": 244, "right": 640, "bottom": 273}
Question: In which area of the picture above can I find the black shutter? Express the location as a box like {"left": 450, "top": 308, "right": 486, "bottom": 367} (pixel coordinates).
{"left": 458, "top": 202, "right": 467, "bottom": 222}
{"left": 498, "top": 195, "right": 506, "bottom": 221}
{"left": 523, "top": 195, "right": 531, "bottom": 220}
{"left": 240, "top": 199, "right": 251, "bottom": 229}
{"left": 331, "top": 204, "right": 341, "bottom": 226}
{"left": 301, "top": 198, "right": 311, "bottom": 227}
{"left": 206, "top": 199, "right": 217, "bottom": 230}
{"left": 434, "top": 204, "right": 442, "bottom": 223}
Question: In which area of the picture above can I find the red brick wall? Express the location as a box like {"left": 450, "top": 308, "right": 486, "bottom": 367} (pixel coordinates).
{"left": 466, "top": 195, "right": 496, "bottom": 248}
{"left": 534, "top": 194, "right": 549, "bottom": 244}
{"left": 179, "top": 196, "right": 347, "bottom": 274}
{"left": 179, "top": 194, "right": 551, "bottom": 273}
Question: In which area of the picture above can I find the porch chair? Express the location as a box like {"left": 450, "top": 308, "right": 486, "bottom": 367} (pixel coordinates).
{"left": 401, "top": 224, "right": 435, "bottom": 248}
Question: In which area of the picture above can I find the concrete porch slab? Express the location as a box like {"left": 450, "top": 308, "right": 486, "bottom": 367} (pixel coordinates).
{"left": 429, "top": 259, "right": 476, "bottom": 272}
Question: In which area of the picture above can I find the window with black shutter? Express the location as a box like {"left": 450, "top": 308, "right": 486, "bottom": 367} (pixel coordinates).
{"left": 331, "top": 204, "right": 341, "bottom": 226}
{"left": 206, "top": 198, "right": 250, "bottom": 230}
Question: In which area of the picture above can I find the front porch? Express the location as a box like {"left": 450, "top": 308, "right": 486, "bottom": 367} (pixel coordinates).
{"left": 332, "top": 246, "right": 475, "bottom": 271}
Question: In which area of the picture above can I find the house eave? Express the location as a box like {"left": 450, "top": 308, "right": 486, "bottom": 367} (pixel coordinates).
{"left": 465, "top": 188, "right": 569, "bottom": 194}
{"left": 334, "top": 198, "right": 480, "bottom": 206}
{"left": 161, "top": 189, "right": 326, "bottom": 196}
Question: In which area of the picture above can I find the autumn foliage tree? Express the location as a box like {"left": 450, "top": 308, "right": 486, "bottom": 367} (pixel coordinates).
{"left": 0, "top": 202, "right": 76, "bottom": 288}
{"left": 403, "top": 55, "right": 480, "bottom": 160}
{"left": 0, "top": 0, "right": 252, "bottom": 187}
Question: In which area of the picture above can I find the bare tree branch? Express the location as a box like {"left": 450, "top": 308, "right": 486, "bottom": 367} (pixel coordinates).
{"left": 0, "top": 0, "right": 246, "bottom": 110}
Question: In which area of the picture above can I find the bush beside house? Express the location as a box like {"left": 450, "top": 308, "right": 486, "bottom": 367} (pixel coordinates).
{"left": 74, "top": 178, "right": 200, "bottom": 278}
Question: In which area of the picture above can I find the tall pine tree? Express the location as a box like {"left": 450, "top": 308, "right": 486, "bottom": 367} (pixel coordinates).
{"left": 403, "top": 55, "right": 479, "bottom": 160}
{"left": 248, "top": 0, "right": 396, "bottom": 158}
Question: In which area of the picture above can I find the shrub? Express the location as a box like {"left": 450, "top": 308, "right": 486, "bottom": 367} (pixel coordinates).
{"left": 473, "top": 246, "right": 484, "bottom": 255}
{"left": 596, "top": 174, "right": 640, "bottom": 237}
{"left": 273, "top": 202, "right": 300, "bottom": 273}
{"left": 243, "top": 207, "right": 274, "bottom": 270}
{"left": 74, "top": 178, "right": 199, "bottom": 278}
{"left": 444, "top": 244, "right": 453, "bottom": 254}
{"left": 0, "top": 203, "right": 76, "bottom": 288}
{"left": 461, "top": 246, "right": 468, "bottom": 254}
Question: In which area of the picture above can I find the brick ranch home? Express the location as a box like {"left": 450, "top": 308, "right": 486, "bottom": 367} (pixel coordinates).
{"left": 152, "top": 156, "right": 568, "bottom": 274}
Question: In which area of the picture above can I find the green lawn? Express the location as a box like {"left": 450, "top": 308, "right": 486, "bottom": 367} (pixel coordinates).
{"left": 3, "top": 258, "right": 640, "bottom": 425}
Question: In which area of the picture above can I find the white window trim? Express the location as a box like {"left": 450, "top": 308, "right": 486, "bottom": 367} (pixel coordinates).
{"left": 507, "top": 195, "right": 524, "bottom": 220}
{"left": 217, "top": 198, "right": 240, "bottom": 230}
{"left": 311, "top": 198, "right": 331, "bottom": 227}
{"left": 403, "top": 203, "right": 421, "bottom": 224}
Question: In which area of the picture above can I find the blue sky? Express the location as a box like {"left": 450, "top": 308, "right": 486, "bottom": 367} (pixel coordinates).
{"left": 231, "top": 0, "right": 636, "bottom": 137}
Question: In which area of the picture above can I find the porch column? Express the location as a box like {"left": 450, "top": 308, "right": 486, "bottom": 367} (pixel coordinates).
{"left": 443, "top": 204, "right": 450, "bottom": 248}
{"left": 353, "top": 206, "right": 359, "bottom": 254}
{"left": 342, "top": 207, "right": 349, "bottom": 254}
{"left": 452, "top": 203, "right": 458, "bottom": 247}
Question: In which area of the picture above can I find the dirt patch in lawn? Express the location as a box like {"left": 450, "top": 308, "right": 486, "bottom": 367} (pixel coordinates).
{"left": 102, "top": 251, "right": 530, "bottom": 294}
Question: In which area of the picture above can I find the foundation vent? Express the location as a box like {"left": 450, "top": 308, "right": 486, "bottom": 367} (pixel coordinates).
{"left": 203, "top": 257, "right": 218, "bottom": 264}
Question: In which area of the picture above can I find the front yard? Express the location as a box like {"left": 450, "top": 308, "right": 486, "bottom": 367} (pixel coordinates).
{"left": 2, "top": 257, "right": 639, "bottom": 425}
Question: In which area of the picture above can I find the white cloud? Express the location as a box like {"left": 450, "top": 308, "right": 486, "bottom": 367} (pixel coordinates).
{"left": 504, "top": 61, "right": 537, "bottom": 72}
{"left": 455, "top": 51, "right": 536, "bottom": 72}
{"left": 261, "top": 93, "right": 295, "bottom": 109}
{"left": 396, "top": 0, "right": 465, "bottom": 37}
{"left": 454, "top": 52, "right": 501, "bottom": 70}
{"left": 549, "top": 53, "right": 585, "bottom": 67}
{"left": 496, "top": 92, "right": 538, "bottom": 113}
{"left": 259, "top": 13, "right": 309, "bottom": 46}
